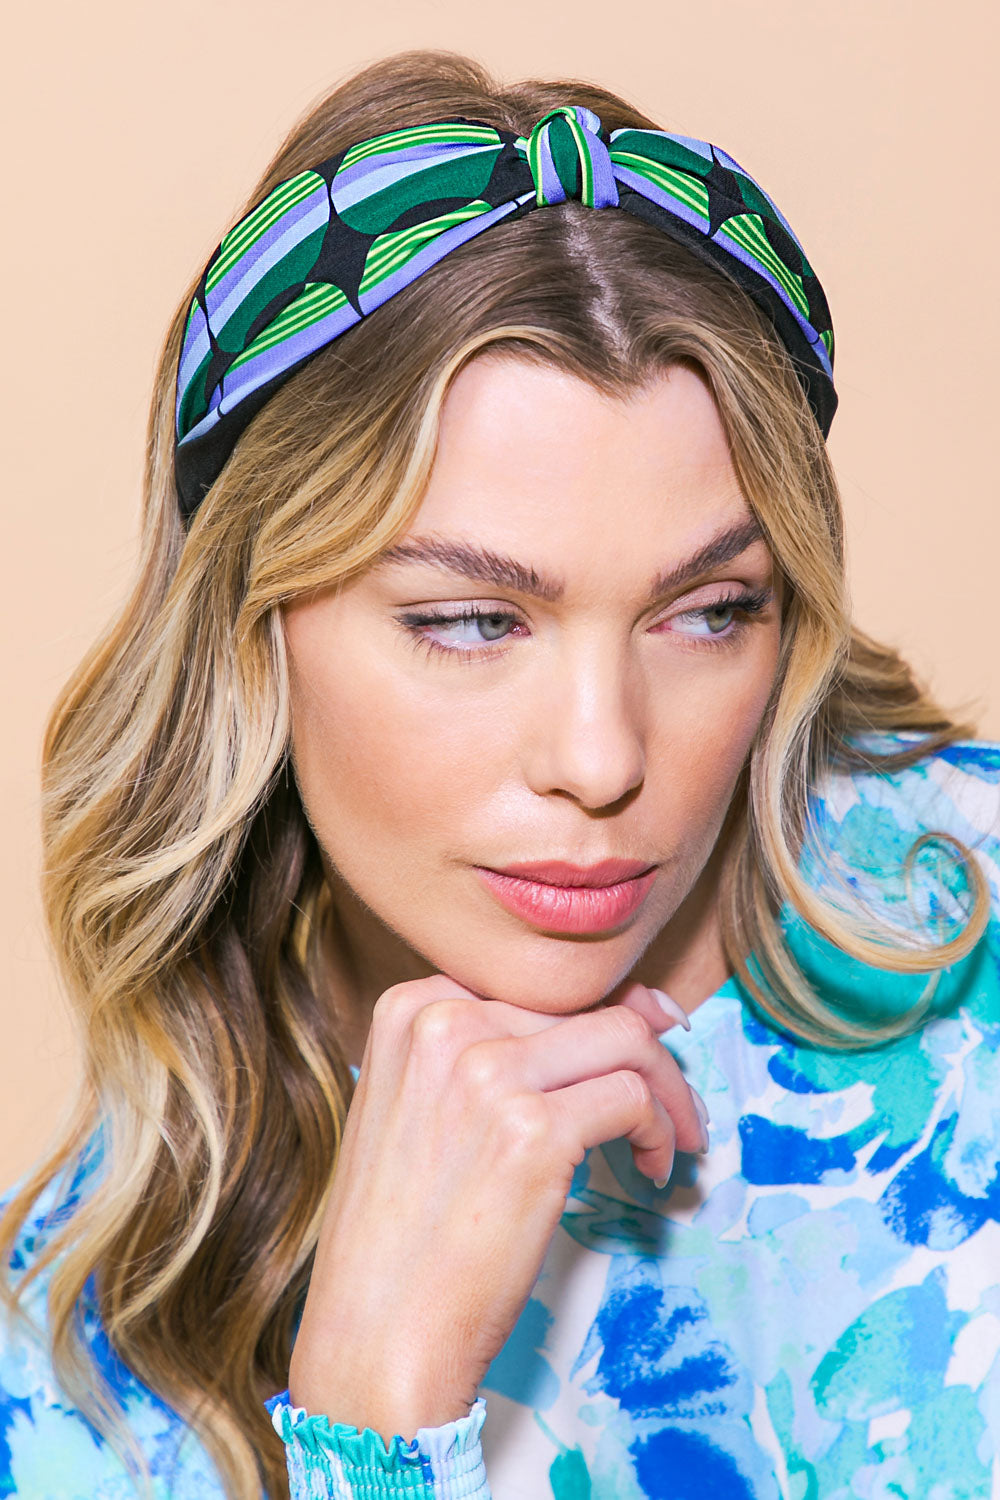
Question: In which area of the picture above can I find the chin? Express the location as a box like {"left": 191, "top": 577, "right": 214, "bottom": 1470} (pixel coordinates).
{"left": 421, "top": 930, "right": 648, "bottom": 1014}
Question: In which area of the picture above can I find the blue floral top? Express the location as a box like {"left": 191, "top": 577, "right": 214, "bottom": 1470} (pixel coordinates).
{"left": 2, "top": 732, "right": 999, "bottom": 1498}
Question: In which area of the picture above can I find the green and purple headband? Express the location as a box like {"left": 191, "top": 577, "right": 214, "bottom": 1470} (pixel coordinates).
{"left": 174, "top": 105, "right": 837, "bottom": 521}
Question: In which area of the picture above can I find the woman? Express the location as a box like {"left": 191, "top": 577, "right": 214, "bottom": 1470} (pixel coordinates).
{"left": 2, "top": 45, "right": 997, "bottom": 1500}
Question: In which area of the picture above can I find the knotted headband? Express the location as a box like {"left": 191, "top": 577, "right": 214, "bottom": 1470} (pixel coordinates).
{"left": 174, "top": 105, "right": 836, "bottom": 521}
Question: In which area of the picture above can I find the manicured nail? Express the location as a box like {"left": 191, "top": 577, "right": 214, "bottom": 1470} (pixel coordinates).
{"left": 649, "top": 988, "right": 691, "bottom": 1032}
{"left": 689, "top": 1086, "right": 710, "bottom": 1122}
{"left": 653, "top": 1176, "right": 670, "bottom": 1190}
{"left": 688, "top": 1087, "right": 711, "bottom": 1152}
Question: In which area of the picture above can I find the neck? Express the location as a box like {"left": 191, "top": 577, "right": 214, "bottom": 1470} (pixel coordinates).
{"left": 319, "top": 862, "right": 437, "bottom": 1068}
{"left": 626, "top": 830, "right": 732, "bottom": 1016}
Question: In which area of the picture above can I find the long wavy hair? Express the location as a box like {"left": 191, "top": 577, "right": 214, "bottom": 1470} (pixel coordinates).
{"left": 0, "top": 46, "right": 989, "bottom": 1500}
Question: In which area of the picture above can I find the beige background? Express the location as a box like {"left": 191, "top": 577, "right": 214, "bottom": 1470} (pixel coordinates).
{"left": 2, "top": 0, "right": 997, "bottom": 1191}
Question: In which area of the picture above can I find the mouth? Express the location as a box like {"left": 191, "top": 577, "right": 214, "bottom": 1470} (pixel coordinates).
{"left": 473, "top": 859, "right": 658, "bottom": 934}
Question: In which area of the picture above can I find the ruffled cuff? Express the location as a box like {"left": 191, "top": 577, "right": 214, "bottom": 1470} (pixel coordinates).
{"left": 266, "top": 1390, "right": 490, "bottom": 1499}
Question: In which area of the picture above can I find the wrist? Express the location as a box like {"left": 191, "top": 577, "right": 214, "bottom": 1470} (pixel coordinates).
{"left": 288, "top": 1352, "right": 478, "bottom": 1444}
{"left": 270, "top": 1390, "right": 489, "bottom": 1497}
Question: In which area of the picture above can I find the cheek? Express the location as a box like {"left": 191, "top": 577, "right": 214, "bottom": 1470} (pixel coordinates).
{"left": 657, "top": 634, "right": 778, "bottom": 820}
{"left": 289, "top": 656, "right": 488, "bottom": 853}
{"left": 702, "top": 655, "right": 775, "bottom": 756}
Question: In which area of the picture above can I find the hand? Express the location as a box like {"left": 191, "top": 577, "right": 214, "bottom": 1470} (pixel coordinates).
{"left": 287, "top": 974, "right": 707, "bottom": 1441}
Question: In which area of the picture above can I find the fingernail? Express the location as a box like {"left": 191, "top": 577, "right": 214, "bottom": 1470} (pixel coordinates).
{"left": 649, "top": 988, "right": 691, "bottom": 1032}
{"left": 689, "top": 1087, "right": 711, "bottom": 1153}
{"left": 653, "top": 1176, "right": 670, "bottom": 1190}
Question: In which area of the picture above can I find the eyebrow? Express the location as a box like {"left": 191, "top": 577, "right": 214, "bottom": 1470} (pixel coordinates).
{"left": 373, "top": 515, "right": 766, "bottom": 606}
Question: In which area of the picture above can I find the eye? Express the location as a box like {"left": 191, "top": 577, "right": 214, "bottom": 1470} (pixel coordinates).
{"left": 672, "top": 600, "right": 741, "bottom": 636}
{"left": 454, "top": 609, "right": 516, "bottom": 642}
{"left": 658, "top": 587, "right": 773, "bottom": 642}
{"left": 397, "top": 606, "right": 524, "bottom": 660}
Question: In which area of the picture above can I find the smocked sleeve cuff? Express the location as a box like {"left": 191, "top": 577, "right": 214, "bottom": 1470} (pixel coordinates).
{"left": 266, "top": 1390, "right": 490, "bottom": 1499}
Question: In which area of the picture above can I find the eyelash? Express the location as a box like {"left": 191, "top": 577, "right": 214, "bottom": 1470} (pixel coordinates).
{"left": 397, "top": 588, "right": 772, "bottom": 665}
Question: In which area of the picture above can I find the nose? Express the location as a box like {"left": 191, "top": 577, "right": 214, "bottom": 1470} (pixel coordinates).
{"left": 521, "top": 635, "right": 646, "bottom": 810}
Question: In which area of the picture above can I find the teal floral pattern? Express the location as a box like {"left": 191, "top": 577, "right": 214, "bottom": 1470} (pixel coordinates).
{"left": 3, "top": 732, "right": 999, "bottom": 1497}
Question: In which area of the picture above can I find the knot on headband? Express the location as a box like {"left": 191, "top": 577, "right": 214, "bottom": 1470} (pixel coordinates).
{"left": 174, "top": 107, "right": 836, "bottom": 522}
{"left": 525, "top": 105, "right": 618, "bottom": 208}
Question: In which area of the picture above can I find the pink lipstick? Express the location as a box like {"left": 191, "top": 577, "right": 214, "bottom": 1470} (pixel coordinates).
{"left": 474, "top": 858, "right": 657, "bottom": 934}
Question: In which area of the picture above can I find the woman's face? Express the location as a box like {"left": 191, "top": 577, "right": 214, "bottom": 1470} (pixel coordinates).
{"left": 282, "top": 356, "right": 782, "bottom": 1016}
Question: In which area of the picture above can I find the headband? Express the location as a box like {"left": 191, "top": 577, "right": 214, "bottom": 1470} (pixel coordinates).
{"left": 174, "top": 105, "right": 836, "bottom": 521}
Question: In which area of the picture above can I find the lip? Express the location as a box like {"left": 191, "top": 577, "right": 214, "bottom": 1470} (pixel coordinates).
{"left": 486, "top": 858, "right": 656, "bottom": 887}
{"left": 474, "top": 861, "right": 658, "bottom": 934}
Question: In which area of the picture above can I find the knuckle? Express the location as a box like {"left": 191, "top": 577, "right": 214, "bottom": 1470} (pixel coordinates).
{"left": 371, "top": 975, "right": 460, "bottom": 1030}
{"left": 410, "top": 997, "right": 466, "bottom": 1056}
{"left": 372, "top": 980, "right": 420, "bottom": 1016}
{"left": 453, "top": 1042, "right": 503, "bottom": 1100}
{"left": 606, "top": 1006, "right": 654, "bottom": 1051}
{"left": 616, "top": 1069, "right": 653, "bottom": 1116}
{"left": 370, "top": 983, "right": 417, "bottom": 1039}
{"left": 496, "top": 1094, "right": 552, "bottom": 1160}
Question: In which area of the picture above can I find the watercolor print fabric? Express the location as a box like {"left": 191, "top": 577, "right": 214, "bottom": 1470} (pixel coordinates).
{"left": 1, "top": 731, "right": 998, "bottom": 1498}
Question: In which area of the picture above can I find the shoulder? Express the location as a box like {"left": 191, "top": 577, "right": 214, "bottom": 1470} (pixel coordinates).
{"left": 809, "top": 731, "right": 1000, "bottom": 915}
{"left": 1, "top": 1137, "right": 223, "bottom": 1497}
{"left": 1, "top": 1143, "right": 107, "bottom": 1492}
{"left": 2, "top": 1119, "right": 109, "bottom": 1279}
{"left": 2, "top": 1136, "right": 103, "bottom": 1311}
{"left": 780, "top": 732, "right": 1000, "bottom": 1027}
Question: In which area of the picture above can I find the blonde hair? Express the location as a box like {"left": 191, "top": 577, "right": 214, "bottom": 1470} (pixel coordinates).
{"left": 1, "top": 46, "right": 989, "bottom": 1500}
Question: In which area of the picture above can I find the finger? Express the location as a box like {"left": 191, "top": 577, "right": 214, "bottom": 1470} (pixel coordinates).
{"left": 547, "top": 1070, "right": 677, "bottom": 1184}
{"left": 366, "top": 982, "right": 567, "bottom": 1100}
{"left": 357, "top": 976, "right": 493, "bottom": 1095}
{"left": 403, "top": 975, "right": 583, "bottom": 1038}
{"left": 437, "top": 974, "right": 686, "bottom": 1041}
{"left": 461, "top": 1007, "right": 707, "bottom": 1156}
{"left": 384, "top": 973, "right": 493, "bottom": 1015}
{"left": 608, "top": 984, "right": 709, "bottom": 1142}
{"left": 367, "top": 975, "right": 560, "bottom": 1070}
{"left": 613, "top": 981, "right": 691, "bottom": 1035}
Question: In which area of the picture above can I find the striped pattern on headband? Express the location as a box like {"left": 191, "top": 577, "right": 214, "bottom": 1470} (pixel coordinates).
{"left": 174, "top": 104, "right": 836, "bottom": 520}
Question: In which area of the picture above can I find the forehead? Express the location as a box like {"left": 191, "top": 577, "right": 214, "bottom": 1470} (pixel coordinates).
{"left": 413, "top": 355, "right": 750, "bottom": 550}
